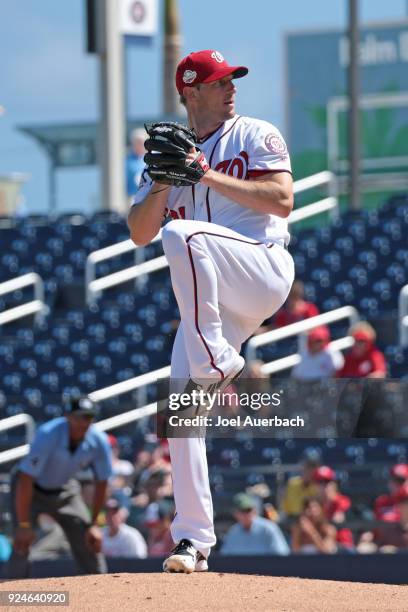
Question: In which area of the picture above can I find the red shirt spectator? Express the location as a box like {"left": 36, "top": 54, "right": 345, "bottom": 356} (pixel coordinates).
{"left": 275, "top": 301, "right": 319, "bottom": 328}
{"left": 374, "top": 464, "right": 408, "bottom": 523}
{"left": 374, "top": 494, "right": 400, "bottom": 522}
{"left": 324, "top": 493, "right": 351, "bottom": 521}
{"left": 275, "top": 280, "right": 319, "bottom": 328}
{"left": 337, "top": 323, "right": 386, "bottom": 378}
{"left": 257, "top": 280, "right": 319, "bottom": 333}
{"left": 312, "top": 466, "right": 354, "bottom": 549}
{"left": 374, "top": 484, "right": 408, "bottom": 551}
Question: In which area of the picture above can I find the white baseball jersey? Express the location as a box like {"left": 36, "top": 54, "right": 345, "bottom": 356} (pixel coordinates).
{"left": 132, "top": 115, "right": 292, "bottom": 246}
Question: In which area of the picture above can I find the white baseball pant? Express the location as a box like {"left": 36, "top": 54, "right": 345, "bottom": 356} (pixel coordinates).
{"left": 162, "top": 219, "right": 294, "bottom": 557}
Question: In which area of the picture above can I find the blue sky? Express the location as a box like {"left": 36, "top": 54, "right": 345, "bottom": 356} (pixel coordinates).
{"left": 0, "top": 0, "right": 407, "bottom": 214}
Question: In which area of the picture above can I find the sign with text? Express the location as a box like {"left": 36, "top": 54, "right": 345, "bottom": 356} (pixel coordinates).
{"left": 286, "top": 21, "right": 408, "bottom": 179}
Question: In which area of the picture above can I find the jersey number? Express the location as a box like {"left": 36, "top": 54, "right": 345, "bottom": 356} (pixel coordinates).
{"left": 166, "top": 206, "right": 186, "bottom": 220}
{"left": 214, "top": 151, "right": 249, "bottom": 179}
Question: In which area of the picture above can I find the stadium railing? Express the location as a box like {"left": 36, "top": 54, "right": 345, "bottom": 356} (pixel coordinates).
{"left": 85, "top": 230, "right": 163, "bottom": 305}
{"left": 89, "top": 365, "right": 170, "bottom": 403}
{"left": 85, "top": 171, "right": 338, "bottom": 305}
{"left": 0, "top": 414, "right": 35, "bottom": 443}
{"left": 245, "top": 306, "right": 359, "bottom": 362}
{"left": 0, "top": 272, "right": 48, "bottom": 327}
{"left": 398, "top": 284, "right": 408, "bottom": 348}
{"left": 0, "top": 414, "right": 36, "bottom": 464}
{"left": 260, "top": 336, "right": 354, "bottom": 375}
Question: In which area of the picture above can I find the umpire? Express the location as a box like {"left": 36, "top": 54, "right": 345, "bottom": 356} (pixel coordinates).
{"left": 8, "top": 396, "right": 112, "bottom": 578}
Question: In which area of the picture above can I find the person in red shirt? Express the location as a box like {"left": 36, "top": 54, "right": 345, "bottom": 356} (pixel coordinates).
{"left": 374, "top": 464, "right": 408, "bottom": 523}
{"left": 336, "top": 323, "right": 388, "bottom": 436}
{"left": 337, "top": 322, "right": 386, "bottom": 378}
{"left": 374, "top": 483, "right": 408, "bottom": 551}
{"left": 256, "top": 280, "right": 319, "bottom": 333}
{"left": 312, "top": 466, "right": 351, "bottom": 522}
{"left": 275, "top": 280, "right": 319, "bottom": 328}
{"left": 312, "top": 466, "right": 354, "bottom": 549}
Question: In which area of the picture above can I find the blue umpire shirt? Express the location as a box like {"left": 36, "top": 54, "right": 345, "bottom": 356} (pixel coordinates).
{"left": 19, "top": 417, "right": 113, "bottom": 489}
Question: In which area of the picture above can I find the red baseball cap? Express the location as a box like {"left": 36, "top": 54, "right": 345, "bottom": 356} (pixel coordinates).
{"left": 176, "top": 50, "right": 248, "bottom": 95}
{"left": 352, "top": 330, "right": 372, "bottom": 342}
{"left": 108, "top": 434, "right": 118, "bottom": 448}
{"left": 395, "top": 483, "right": 408, "bottom": 503}
{"left": 307, "top": 325, "right": 330, "bottom": 347}
{"left": 308, "top": 326, "right": 330, "bottom": 343}
{"left": 391, "top": 464, "right": 408, "bottom": 480}
{"left": 312, "top": 465, "right": 336, "bottom": 483}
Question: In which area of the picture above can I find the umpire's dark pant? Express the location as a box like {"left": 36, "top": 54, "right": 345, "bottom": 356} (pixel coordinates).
{"left": 8, "top": 476, "right": 106, "bottom": 578}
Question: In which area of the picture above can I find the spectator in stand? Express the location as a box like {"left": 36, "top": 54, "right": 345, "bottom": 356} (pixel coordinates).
{"left": 276, "top": 280, "right": 319, "bottom": 327}
{"left": 312, "top": 465, "right": 354, "bottom": 550}
{"left": 337, "top": 322, "right": 386, "bottom": 378}
{"left": 255, "top": 280, "right": 319, "bottom": 334}
{"left": 291, "top": 498, "right": 337, "bottom": 554}
{"left": 374, "top": 464, "right": 408, "bottom": 523}
{"left": 221, "top": 493, "right": 289, "bottom": 556}
{"left": 126, "top": 128, "right": 146, "bottom": 197}
{"left": 130, "top": 469, "right": 174, "bottom": 530}
{"left": 143, "top": 470, "right": 173, "bottom": 505}
{"left": 374, "top": 484, "right": 408, "bottom": 552}
{"left": 132, "top": 442, "right": 171, "bottom": 492}
{"left": 291, "top": 326, "right": 344, "bottom": 381}
{"left": 108, "top": 435, "right": 134, "bottom": 494}
{"left": 108, "top": 435, "right": 134, "bottom": 479}
{"left": 281, "top": 449, "right": 321, "bottom": 518}
{"left": 145, "top": 500, "right": 175, "bottom": 557}
{"left": 312, "top": 466, "right": 350, "bottom": 523}
{"left": 102, "top": 495, "right": 147, "bottom": 559}
{"left": 336, "top": 323, "right": 388, "bottom": 437}
{"left": 132, "top": 447, "right": 155, "bottom": 490}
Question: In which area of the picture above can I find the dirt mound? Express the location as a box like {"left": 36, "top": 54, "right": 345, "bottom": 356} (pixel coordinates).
{"left": 1, "top": 572, "right": 407, "bottom": 611}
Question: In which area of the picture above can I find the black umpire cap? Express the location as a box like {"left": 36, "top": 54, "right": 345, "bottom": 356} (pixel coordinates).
{"left": 64, "top": 396, "right": 98, "bottom": 417}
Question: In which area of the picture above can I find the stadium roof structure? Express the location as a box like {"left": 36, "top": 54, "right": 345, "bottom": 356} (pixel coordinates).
{"left": 18, "top": 115, "right": 184, "bottom": 210}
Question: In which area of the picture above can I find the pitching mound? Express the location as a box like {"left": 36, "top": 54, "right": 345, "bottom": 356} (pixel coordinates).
{"left": 1, "top": 573, "right": 407, "bottom": 611}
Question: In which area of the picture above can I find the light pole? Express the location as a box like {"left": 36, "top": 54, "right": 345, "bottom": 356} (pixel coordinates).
{"left": 163, "top": 0, "right": 183, "bottom": 116}
{"left": 348, "top": 0, "right": 361, "bottom": 211}
{"left": 97, "top": 0, "right": 126, "bottom": 213}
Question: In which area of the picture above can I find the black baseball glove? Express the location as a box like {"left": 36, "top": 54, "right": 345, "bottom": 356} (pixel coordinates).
{"left": 144, "top": 122, "right": 209, "bottom": 187}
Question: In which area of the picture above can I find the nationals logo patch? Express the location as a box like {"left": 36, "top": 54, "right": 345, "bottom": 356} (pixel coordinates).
{"left": 211, "top": 51, "right": 224, "bottom": 63}
{"left": 264, "top": 133, "right": 288, "bottom": 157}
{"left": 183, "top": 70, "right": 197, "bottom": 84}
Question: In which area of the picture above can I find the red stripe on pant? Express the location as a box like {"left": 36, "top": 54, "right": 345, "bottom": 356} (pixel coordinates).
{"left": 185, "top": 229, "right": 275, "bottom": 380}
{"left": 186, "top": 241, "right": 225, "bottom": 380}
